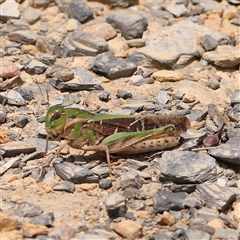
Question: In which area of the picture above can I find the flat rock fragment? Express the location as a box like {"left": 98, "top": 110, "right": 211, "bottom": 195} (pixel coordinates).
{"left": 158, "top": 150, "right": 218, "bottom": 183}
{"left": 113, "top": 220, "right": 143, "bottom": 239}
{"left": 8, "top": 30, "right": 38, "bottom": 44}
{"left": 208, "top": 137, "right": 240, "bottom": 165}
{"left": 92, "top": 51, "right": 137, "bottom": 80}
{"left": 0, "top": 58, "right": 21, "bottom": 79}
{"left": 81, "top": 19, "right": 117, "bottom": 40}
{"left": 14, "top": 202, "right": 43, "bottom": 218}
{"left": 53, "top": 161, "right": 99, "bottom": 183}
{"left": 22, "top": 222, "right": 48, "bottom": 238}
{"left": 104, "top": 192, "right": 126, "bottom": 218}
{"left": 66, "top": 0, "right": 93, "bottom": 23}
{"left": 0, "top": 157, "right": 21, "bottom": 176}
{"left": 1, "top": 141, "right": 36, "bottom": 157}
{"left": 153, "top": 190, "right": 188, "bottom": 212}
{"left": 0, "top": 216, "right": 18, "bottom": 231}
{"left": 196, "top": 182, "right": 236, "bottom": 212}
{"left": 184, "top": 229, "right": 211, "bottom": 240}
{"left": 202, "top": 45, "right": 240, "bottom": 68}
{"left": 0, "top": 0, "right": 20, "bottom": 19}
{"left": 31, "top": 212, "right": 54, "bottom": 227}
{"left": 49, "top": 67, "right": 102, "bottom": 91}
{"left": 53, "top": 181, "right": 75, "bottom": 193}
{"left": 106, "top": 10, "right": 148, "bottom": 40}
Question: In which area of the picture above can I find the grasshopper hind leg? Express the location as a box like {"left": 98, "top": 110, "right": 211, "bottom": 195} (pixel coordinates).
{"left": 81, "top": 145, "right": 112, "bottom": 173}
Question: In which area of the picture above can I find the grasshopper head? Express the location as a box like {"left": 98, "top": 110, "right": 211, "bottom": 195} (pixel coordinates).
{"left": 45, "top": 105, "right": 67, "bottom": 141}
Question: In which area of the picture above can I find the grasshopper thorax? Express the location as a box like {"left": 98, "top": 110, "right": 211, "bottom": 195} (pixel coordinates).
{"left": 45, "top": 105, "right": 67, "bottom": 141}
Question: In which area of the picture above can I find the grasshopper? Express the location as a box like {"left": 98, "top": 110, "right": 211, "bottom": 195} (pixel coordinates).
{"left": 45, "top": 105, "right": 191, "bottom": 172}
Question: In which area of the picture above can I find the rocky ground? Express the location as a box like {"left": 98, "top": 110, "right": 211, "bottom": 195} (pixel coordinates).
{"left": 0, "top": 0, "right": 240, "bottom": 239}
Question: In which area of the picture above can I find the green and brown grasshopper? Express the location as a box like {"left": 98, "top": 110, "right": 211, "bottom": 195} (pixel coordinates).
{"left": 45, "top": 105, "right": 191, "bottom": 172}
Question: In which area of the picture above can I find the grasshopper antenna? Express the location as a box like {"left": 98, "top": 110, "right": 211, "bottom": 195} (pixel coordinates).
{"left": 34, "top": 78, "right": 49, "bottom": 107}
{"left": 33, "top": 78, "right": 50, "bottom": 155}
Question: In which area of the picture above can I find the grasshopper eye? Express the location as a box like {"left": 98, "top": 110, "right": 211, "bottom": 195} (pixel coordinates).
{"left": 51, "top": 130, "right": 59, "bottom": 139}
{"left": 50, "top": 110, "right": 62, "bottom": 122}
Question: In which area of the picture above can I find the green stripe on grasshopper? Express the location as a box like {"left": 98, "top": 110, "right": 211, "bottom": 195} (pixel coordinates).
{"left": 101, "top": 124, "right": 178, "bottom": 154}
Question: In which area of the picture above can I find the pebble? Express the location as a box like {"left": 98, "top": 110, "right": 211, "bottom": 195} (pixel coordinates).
{"left": 31, "top": 212, "right": 54, "bottom": 227}
{"left": 14, "top": 201, "right": 43, "bottom": 218}
{"left": 21, "top": 6, "right": 41, "bottom": 25}
{"left": 202, "top": 45, "right": 240, "bottom": 68}
{"left": 1, "top": 141, "right": 36, "bottom": 158}
{"left": 206, "top": 78, "right": 220, "bottom": 90}
{"left": 22, "top": 222, "right": 48, "bottom": 238}
{"left": 0, "top": 216, "right": 18, "bottom": 231}
{"left": 113, "top": 220, "right": 143, "bottom": 238}
{"left": 151, "top": 70, "right": 183, "bottom": 82}
{"left": 92, "top": 51, "right": 137, "bottom": 80}
{"left": 106, "top": 10, "right": 148, "bottom": 40}
{"left": 196, "top": 182, "right": 236, "bottom": 212}
{"left": 159, "top": 150, "right": 218, "bottom": 183}
{"left": 208, "top": 137, "right": 240, "bottom": 165}
{"left": 104, "top": 192, "right": 126, "bottom": 218}
{"left": 53, "top": 181, "right": 75, "bottom": 193}
{"left": 0, "top": 58, "right": 21, "bottom": 79}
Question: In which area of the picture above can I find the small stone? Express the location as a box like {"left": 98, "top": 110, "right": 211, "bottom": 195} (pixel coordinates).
{"left": 201, "top": 34, "right": 218, "bottom": 51}
{"left": 14, "top": 202, "right": 43, "bottom": 218}
{"left": 202, "top": 45, "right": 240, "bottom": 68}
{"left": 0, "top": 216, "right": 18, "bottom": 231}
{"left": 116, "top": 91, "right": 132, "bottom": 99}
{"left": 231, "top": 89, "right": 240, "bottom": 105}
{"left": 99, "top": 178, "right": 112, "bottom": 190}
{"left": 196, "top": 182, "right": 236, "bottom": 212}
{"left": 0, "top": 0, "right": 20, "bottom": 19}
{"left": 182, "top": 93, "right": 196, "bottom": 103}
{"left": 159, "top": 150, "right": 218, "bottom": 183}
{"left": 153, "top": 190, "right": 188, "bottom": 212}
{"left": 156, "top": 211, "right": 176, "bottom": 226}
{"left": 151, "top": 70, "right": 183, "bottom": 82}
{"left": 104, "top": 192, "right": 126, "bottom": 218}
{"left": 127, "top": 39, "right": 146, "bottom": 48}
{"left": 31, "top": 212, "right": 54, "bottom": 227}
{"left": 184, "top": 229, "right": 211, "bottom": 240}
{"left": 231, "top": 202, "right": 240, "bottom": 222}
{"left": 0, "top": 156, "right": 21, "bottom": 176}
{"left": 92, "top": 51, "right": 137, "bottom": 80}
{"left": 208, "top": 137, "right": 240, "bottom": 165}
{"left": 106, "top": 10, "right": 148, "bottom": 40}
{"left": 53, "top": 181, "right": 75, "bottom": 193}
{"left": 166, "top": 2, "right": 187, "bottom": 17}
{"left": 206, "top": 78, "right": 220, "bottom": 90}
{"left": 120, "top": 170, "right": 143, "bottom": 190}
{"left": 22, "top": 222, "right": 48, "bottom": 238}
{"left": 25, "top": 60, "right": 48, "bottom": 75}
{"left": 213, "top": 228, "right": 239, "bottom": 240}
{"left": 113, "top": 220, "right": 142, "bottom": 239}
{"left": 13, "top": 115, "right": 29, "bottom": 128}
{"left": 137, "top": 182, "right": 162, "bottom": 200}
{"left": 21, "top": 45, "right": 38, "bottom": 56}
{"left": 21, "top": 6, "right": 40, "bottom": 24}
{"left": 207, "top": 218, "right": 225, "bottom": 230}
{"left": 66, "top": 1, "right": 93, "bottom": 23}
{"left": 81, "top": 19, "right": 117, "bottom": 41}
{"left": 1, "top": 141, "right": 36, "bottom": 158}
{"left": 0, "top": 58, "right": 21, "bottom": 79}
{"left": 8, "top": 30, "right": 38, "bottom": 45}
{"left": 157, "top": 90, "right": 168, "bottom": 105}
{"left": 126, "top": 159, "right": 148, "bottom": 171}
{"left": 48, "top": 223, "right": 76, "bottom": 239}
{"left": 66, "top": 18, "right": 80, "bottom": 32}
{"left": 0, "top": 230, "right": 23, "bottom": 240}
